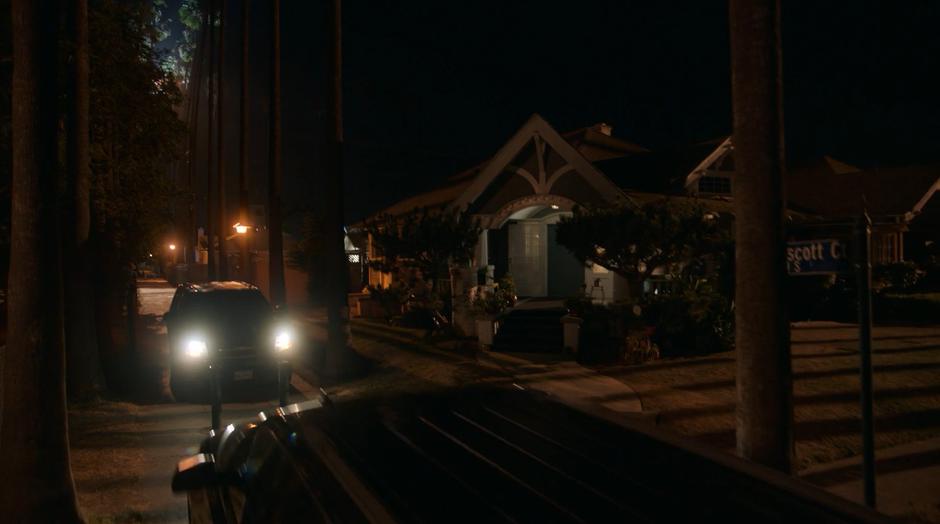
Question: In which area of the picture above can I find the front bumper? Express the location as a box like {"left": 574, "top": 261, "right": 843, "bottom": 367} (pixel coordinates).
{"left": 172, "top": 354, "right": 281, "bottom": 387}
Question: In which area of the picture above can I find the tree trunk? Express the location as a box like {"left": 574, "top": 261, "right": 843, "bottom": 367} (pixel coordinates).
{"left": 1, "top": 0, "right": 83, "bottom": 519}
{"left": 64, "top": 0, "right": 101, "bottom": 399}
{"left": 268, "top": 0, "right": 285, "bottom": 305}
{"left": 216, "top": 0, "right": 228, "bottom": 280}
{"left": 322, "top": 0, "right": 355, "bottom": 377}
{"left": 187, "top": 2, "right": 210, "bottom": 264}
{"left": 206, "top": 0, "right": 217, "bottom": 280}
{"left": 239, "top": 0, "right": 250, "bottom": 281}
{"left": 729, "top": 0, "right": 794, "bottom": 473}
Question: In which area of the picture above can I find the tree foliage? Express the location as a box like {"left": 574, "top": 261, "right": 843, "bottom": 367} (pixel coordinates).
{"left": 149, "top": 0, "right": 202, "bottom": 84}
{"left": 557, "top": 198, "right": 735, "bottom": 355}
{"left": 364, "top": 207, "right": 481, "bottom": 289}
{"left": 556, "top": 198, "right": 730, "bottom": 287}
{"left": 89, "top": 0, "right": 185, "bottom": 266}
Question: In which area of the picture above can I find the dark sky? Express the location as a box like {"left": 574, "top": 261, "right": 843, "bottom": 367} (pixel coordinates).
{"left": 171, "top": 0, "right": 940, "bottom": 226}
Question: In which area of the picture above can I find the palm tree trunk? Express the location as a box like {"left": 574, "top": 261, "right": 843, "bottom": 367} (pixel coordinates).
{"left": 322, "top": 0, "right": 354, "bottom": 377}
{"left": 64, "top": 0, "right": 101, "bottom": 399}
{"left": 729, "top": 0, "right": 794, "bottom": 473}
{"left": 206, "top": 0, "right": 217, "bottom": 280}
{"left": 1, "top": 0, "right": 83, "bottom": 519}
{"left": 216, "top": 0, "right": 228, "bottom": 280}
{"left": 239, "top": 0, "right": 250, "bottom": 281}
{"left": 268, "top": 0, "right": 285, "bottom": 305}
{"left": 187, "top": 2, "right": 210, "bottom": 265}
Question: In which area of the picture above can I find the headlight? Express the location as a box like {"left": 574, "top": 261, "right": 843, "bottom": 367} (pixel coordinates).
{"left": 184, "top": 339, "right": 208, "bottom": 359}
{"left": 274, "top": 329, "right": 292, "bottom": 352}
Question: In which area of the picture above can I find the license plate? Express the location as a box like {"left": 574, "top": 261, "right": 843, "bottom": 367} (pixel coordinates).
{"left": 233, "top": 370, "right": 253, "bottom": 381}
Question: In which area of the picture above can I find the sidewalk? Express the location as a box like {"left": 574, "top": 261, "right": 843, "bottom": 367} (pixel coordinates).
{"left": 342, "top": 318, "right": 644, "bottom": 419}
{"left": 801, "top": 436, "right": 940, "bottom": 522}
{"left": 480, "top": 350, "right": 643, "bottom": 416}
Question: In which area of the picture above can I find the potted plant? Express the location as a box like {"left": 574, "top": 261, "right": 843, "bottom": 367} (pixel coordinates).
{"left": 469, "top": 276, "right": 516, "bottom": 348}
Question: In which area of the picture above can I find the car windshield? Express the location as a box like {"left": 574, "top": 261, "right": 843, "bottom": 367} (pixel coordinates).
{"left": 189, "top": 290, "right": 272, "bottom": 322}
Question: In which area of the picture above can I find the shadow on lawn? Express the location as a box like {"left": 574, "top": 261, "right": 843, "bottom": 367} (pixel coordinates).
{"left": 802, "top": 447, "right": 940, "bottom": 487}
{"left": 694, "top": 408, "right": 940, "bottom": 452}
{"left": 609, "top": 359, "right": 940, "bottom": 395}
{"left": 793, "top": 333, "right": 940, "bottom": 345}
{"left": 650, "top": 384, "right": 940, "bottom": 421}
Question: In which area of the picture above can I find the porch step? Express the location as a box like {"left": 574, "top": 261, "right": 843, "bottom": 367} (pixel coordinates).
{"left": 492, "top": 307, "right": 567, "bottom": 353}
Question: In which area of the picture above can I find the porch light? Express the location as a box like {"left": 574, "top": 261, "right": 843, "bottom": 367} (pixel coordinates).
{"left": 551, "top": 204, "right": 560, "bottom": 210}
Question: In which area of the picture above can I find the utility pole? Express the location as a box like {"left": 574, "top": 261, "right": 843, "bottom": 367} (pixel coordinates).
{"left": 239, "top": 0, "right": 250, "bottom": 281}
{"left": 268, "top": 0, "right": 285, "bottom": 305}
{"left": 206, "top": 0, "right": 217, "bottom": 281}
{"left": 729, "top": 0, "right": 794, "bottom": 473}
{"left": 855, "top": 213, "right": 876, "bottom": 507}
{"left": 323, "top": 0, "right": 355, "bottom": 378}
{"left": 216, "top": 0, "right": 228, "bottom": 280}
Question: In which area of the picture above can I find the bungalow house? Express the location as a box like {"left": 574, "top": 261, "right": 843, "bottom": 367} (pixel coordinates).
{"left": 349, "top": 114, "right": 940, "bottom": 328}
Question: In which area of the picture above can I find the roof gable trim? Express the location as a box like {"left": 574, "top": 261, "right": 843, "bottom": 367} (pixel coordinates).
{"left": 448, "top": 113, "right": 623, "bottom": 212}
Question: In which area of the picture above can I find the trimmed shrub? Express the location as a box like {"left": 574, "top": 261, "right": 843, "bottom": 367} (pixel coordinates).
{"left": 873, "top": 262, "right": 922, "bottom": 293}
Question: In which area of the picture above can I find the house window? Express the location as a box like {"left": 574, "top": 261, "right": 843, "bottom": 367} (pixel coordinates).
{"left": 697, "top": 176, "right": 732, "bottom": 194}
{"left": 872, "top": 233, "right": 898, "bottom": 264}
{"left": 348, "top": 253, "right": 360, "bottom": 263}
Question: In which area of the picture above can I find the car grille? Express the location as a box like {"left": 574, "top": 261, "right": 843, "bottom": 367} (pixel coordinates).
{"left": 218, "top": 346, "right": 256, "bottom": 359}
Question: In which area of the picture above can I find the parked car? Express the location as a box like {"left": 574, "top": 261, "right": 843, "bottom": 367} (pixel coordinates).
{"left": 163, "top": 281, "right": 294, "bottom": 401}
{"left": 172, "top": 387, "right": 889, "bottom": 523}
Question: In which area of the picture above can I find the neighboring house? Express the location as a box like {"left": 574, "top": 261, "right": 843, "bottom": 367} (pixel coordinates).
{"left": 349, "top": 114, "right": 940, "bottom": 313}
{"left": 687, "top": 138, "right": 940, "bottom": 265}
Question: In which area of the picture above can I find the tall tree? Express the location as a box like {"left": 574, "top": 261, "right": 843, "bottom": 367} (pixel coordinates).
{"left": 729, "top": 0, "right": 794, "bottom": 472}
{"left": 268, "top": 0, "right": 285, "bottom": 305}
{"left": 65, "top": 0, "right": 101, "bottom": 398}
{"left": 1, "top": 0, "right": 83, "bottom": 519}
{"left": 239, "top": 0, "right": 250, "bottom": 279}
{"left": 186, "top": 2, "right": 209, "bottom": 263}
{"left": 206, "top": 0, "right": 216, "bottom": 280}
{"left": 322, "top": 0, "right": 354, "bottom": 376}
{"left": 216, "top": 0, "right": 228, "bottom": 280}
{"left": 87, "top": 0, "right": 184, "bottom": 391}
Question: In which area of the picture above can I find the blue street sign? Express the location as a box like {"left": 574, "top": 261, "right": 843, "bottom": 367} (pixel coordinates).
{"left": 786, "top": 239, "right": 848, "bottom": 275}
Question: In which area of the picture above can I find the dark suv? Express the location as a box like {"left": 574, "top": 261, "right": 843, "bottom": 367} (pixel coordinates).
{"left": 163, "top": 281, "right": 294, "bottom": 401}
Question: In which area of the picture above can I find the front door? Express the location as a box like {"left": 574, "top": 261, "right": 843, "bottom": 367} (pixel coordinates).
{"left": 508, "top": 221, "right": 546, "bottom": 296}
{"left": 547, "top": 224, "right": 584, "bottom": 297}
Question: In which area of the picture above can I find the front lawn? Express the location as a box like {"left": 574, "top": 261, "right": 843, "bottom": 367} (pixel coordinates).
{"left": 595, "top": 322, "right": 940, "bottom": 470}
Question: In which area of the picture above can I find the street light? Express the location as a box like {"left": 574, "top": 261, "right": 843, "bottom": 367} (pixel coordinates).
{"left": 231, "top": 222, "right": 253, "bottom": 283}
{"left": 168, "top": 243, "right": 177, "bottom": 251}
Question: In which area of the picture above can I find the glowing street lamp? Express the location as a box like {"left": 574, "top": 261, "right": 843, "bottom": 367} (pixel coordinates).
{"left": 233, "top": 222, "right": 249, "bottom": 235}
{"left": 168, "top": 243, "right": 177, "bottom": 251}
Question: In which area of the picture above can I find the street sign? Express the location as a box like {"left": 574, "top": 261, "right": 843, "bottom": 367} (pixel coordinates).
{"left": 786, "top": 239, "right": 848, "bottom": 275}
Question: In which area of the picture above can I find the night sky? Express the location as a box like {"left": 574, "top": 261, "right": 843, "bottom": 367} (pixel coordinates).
{"left": 166, "top": 0, "right": 940, "bottom": 226}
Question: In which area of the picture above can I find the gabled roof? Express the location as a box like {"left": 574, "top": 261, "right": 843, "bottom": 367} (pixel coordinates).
{"left": 373, "top": 180, "right": 472, "bottom": 217}
{"left": 561, "top": 124, "right": 649, "bottom": 161}
{"left": 448, "top": 114, "right": 627, "bottom": 212}
{"left": 598, "top": 138, "right": 728, "bottom": 195}
{"left": 682, "top": 138, "right": 940, "bottom": 222}
{"left": 357, "top": 115, "right": 940, "bottom": 228}
{"left": 788, "top": 159, "right": 940, "bottom": 220}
